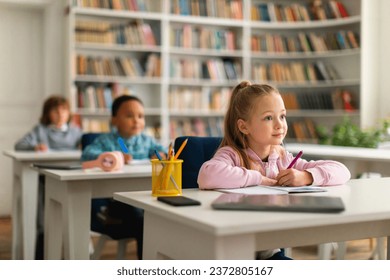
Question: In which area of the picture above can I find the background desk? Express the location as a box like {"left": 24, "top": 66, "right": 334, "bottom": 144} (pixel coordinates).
{"left": 285, "top": 143, "right": 390, "bottom": 178}
{"left": 40, "top": 164, "right": 151, "bottom": 259}
{"left": 115, "top": 177, "right": 390, "bottom": 260}
{"left": 2, "top": 150, "right": 81, "bottom": 260}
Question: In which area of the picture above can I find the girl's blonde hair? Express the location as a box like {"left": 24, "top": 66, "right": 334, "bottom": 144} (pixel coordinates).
{"left": 221, "top": 80, "right": 280, "bottom": 169}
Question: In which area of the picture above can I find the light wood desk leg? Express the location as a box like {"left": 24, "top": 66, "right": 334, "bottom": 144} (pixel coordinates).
{"left": 13, "top": 162, "right": 39, "bottom": 260}
{"left": 44, "top": 177, "right": 63, "bottom": 259}
{"left": 11, "top": 161, "right": 22, "bottom": 260}
{"left": 62, "top": 181, "right": 91, "bottom": 260}
{"left": 143, "top": 212, "right": 255, "bottom": 259}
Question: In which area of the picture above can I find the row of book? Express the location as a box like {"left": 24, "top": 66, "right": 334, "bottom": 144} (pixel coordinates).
{"left": 75, "top": 21, "right": 158, "bottom": 46}
{"left": 171, "top": 25, "right": 237, "bottom": 51}
{"left": 251, "top": 30, "right": 359, "bottom": 53}
{"left": 286, "top": 119, "right": 319, "bottom": 142}
{"left": 76, "top": 54, "right": 161, "bottom": 77}
{"left": 171, "top": 0, "right": 243, "bottom": 19}
{"left": 170, "top": 117, "right": 224, "bottom": 139}
{"left": 73, "top": 0, "right": 349, "bottom": 22}
{"left": 72, "top": 0, "right": 151, "bottom": 11}
{"left": 281, "top": 89, "right": 356, "bottom": 111}
{"left": 75, "top": 84, "right": 126, "bottom": 110}
{"left": 252, "top": 0, "right": 349, "bottom": 22}
{"left": 252, "top": 61, "right": 339, "bottom": 83}
{"left": 170, "top": 58, "right": 241, "bottom": 80}
{"left": 169, "top": 87, "right": 231, "bottom": 111}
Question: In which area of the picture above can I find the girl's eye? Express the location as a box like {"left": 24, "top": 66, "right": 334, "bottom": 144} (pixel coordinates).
{"left": 264, "top": 116, "right": 272, "bottom": 121}
{"left": 281, "top": 114, "right": 286, "bottom": 120}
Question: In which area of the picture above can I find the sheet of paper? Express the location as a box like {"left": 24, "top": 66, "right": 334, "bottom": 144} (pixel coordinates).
{"left": 263, "top": 186, "right": 327, "bottom": 193}
{"left": 218, "top": 186, "right": 287, "bottom": 195}
{"left": 218, "top": 185, "right": 327, "bottom": 195}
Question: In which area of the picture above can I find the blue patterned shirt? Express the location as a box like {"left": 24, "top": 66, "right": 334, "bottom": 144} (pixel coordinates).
{"left": 81, "top": 132, "right": 167, "bottom": 161}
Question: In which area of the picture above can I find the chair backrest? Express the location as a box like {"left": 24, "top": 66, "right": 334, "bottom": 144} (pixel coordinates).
{"left": 81, "top": 133, "right": 102, "bottom": 151}
{"left": 174, "top": 136, "right": 222, "bottom": 189}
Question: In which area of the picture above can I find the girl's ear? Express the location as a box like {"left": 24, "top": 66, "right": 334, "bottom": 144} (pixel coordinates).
{"left": 237, "top": 119, "right": 248, "bottom": 134}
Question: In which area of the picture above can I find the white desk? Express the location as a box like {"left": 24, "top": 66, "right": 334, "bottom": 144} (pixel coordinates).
{"left": 285, "top": 143, "right": 390, "bottom": 178}
{"left": 40, "top": 164, "right": 151, "bottom": 259}
{"left": 2, "top": 150, "right": 81, "bottom": 260}
{"left": 114, "top": 177, "right": 390, "bottom": 260}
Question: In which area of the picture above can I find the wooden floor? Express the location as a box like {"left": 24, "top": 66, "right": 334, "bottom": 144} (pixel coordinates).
{"left": 0, "top": 216, "right": 384, "bottom": 260}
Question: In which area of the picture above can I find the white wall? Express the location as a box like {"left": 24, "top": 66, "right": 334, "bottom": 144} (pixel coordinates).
{"left": 0, "top": 0, "right": 63, "bottom": 217}
{"left": 0, "top": 6, "right": 44, "bottom": 217}
{"left": 378, "top": 1, "right": 390, "bottom": 122}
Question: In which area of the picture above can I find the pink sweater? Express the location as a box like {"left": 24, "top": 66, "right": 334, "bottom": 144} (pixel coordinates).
{"left": 198, "top": 146, "right": 351, "bottom": 189}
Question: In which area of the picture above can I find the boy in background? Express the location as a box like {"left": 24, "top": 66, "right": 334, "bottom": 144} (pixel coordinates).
{"left": 82, "top": 95, "right": 167, "bottom": 259}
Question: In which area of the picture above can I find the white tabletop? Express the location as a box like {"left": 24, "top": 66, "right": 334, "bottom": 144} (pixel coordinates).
{"left": 114, "top": 177, "right": 390, "bottom": 259}
{"left": 115, "top": 179, "right": 384, "bottom": 236}
{"left": 38, "top": 164, "right": 152, "bottom": 181}
{"left": 3, "top": 150, "right": 81, "bottom": 161}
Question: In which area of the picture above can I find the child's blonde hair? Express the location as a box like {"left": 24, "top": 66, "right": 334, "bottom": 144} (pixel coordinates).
{"left": 221, "top": 80, "right": 281, "bottom": 168}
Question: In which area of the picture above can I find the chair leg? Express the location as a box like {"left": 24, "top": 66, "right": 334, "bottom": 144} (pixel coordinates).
{"left": 370, "top": 237, "right": 386, "bottom": 260}
{"left": 116, "top": 239, "right": 129, "bottom": 260}
{"left": 318, "top": 243, "right": 333, "bottom": 259}
{"left": 335, "top": 242, "right": 347, "bottom": 259}
{"left": 91, "top": 235, "right": 109, "bottom": 260}
{"left": 284, "top": 247, "right": 292, "bottom": 258}
{"left": 89, "top": 238, "right": 94, "bottom": 256}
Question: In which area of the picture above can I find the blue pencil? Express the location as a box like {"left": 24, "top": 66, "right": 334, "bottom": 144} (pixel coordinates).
{"left": 117, "top": 137, "right": 129, "bottom": 154}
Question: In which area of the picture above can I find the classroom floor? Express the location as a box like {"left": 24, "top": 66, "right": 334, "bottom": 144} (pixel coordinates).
{"left": 0, "top": 217, "right": 384, "bottom": 260}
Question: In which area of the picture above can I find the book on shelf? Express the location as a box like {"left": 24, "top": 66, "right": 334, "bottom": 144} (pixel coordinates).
{"left": 281, "top": 88, "right": 355, "bottom": 111}
{"left": 170, "top": 117, "right": 224, "bottom": 139}
{"left": 252, "top": 0, "right": 350, "bottom": 22}
{"left": 73, "top": 0, "right": 151, "bottom": 12}
{"left": 252, "top": 61, "right": 341, "bottom": 83}
{"left": 171, "top": 0, "right": 242, "bottom": 19}
{"left": 76, "top": 54, "right": 163, "bottom": 77}
{"left": 76, "top": 83, "right": 135, "bottom": 110}
{"left": 81, "top": 118, "right": 110, "bottom": 133}
{"left": 289, "top": 119, "right": 319, "bottom": 142}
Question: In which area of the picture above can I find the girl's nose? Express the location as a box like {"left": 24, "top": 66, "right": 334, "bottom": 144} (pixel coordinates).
{"left": 274, "top": 119, "right": 282, "bottom": 129}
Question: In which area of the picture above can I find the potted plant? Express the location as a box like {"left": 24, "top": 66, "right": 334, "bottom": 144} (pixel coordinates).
{"left": 316, "top": 117, "right": 390, "bottom": 148}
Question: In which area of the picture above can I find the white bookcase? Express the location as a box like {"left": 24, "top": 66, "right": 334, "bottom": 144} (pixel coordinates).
{"left": 65, "top": 0, "right": 362, "bottom": 145}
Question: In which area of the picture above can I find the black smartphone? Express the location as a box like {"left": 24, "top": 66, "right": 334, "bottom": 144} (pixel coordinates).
{"left": 157, "top": 196, "right": 201, "bottom": 206}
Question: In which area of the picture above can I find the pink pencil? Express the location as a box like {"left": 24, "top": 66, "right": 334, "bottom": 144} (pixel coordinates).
{"left": 287, "top": 150, "right": 303, "bottom": 169}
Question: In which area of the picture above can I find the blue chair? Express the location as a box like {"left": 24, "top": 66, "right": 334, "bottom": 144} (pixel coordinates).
{"left": 173, "top": 136, "right": 222, "bottom": 189}
{"left": 81, "top": 133, "right": 135, "bottom": 259}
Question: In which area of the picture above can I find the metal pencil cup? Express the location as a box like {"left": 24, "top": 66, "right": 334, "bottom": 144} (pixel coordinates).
{"left": 151, "top": 159, "right": 183, "bottom": 197}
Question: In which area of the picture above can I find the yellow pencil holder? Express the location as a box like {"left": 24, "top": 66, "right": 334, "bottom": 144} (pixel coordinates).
{"left": 151, "top": 159, "right": 183, "bottom": 197}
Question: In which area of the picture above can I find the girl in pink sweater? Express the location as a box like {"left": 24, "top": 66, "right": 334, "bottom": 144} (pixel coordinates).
{"left": 198, "top": 81, "right": 351, "bottom": 190}
{"left": 197, "top": 81, "right": 351, "bottom": 260}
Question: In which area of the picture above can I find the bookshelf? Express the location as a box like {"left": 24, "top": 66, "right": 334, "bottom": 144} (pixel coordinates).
{"left": 65, "top": 0, "right": 362, "bottom": 145}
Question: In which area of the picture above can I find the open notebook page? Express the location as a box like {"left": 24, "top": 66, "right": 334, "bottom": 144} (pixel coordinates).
{"left": 218, "top": 185, "right": 326, "bottom": 195}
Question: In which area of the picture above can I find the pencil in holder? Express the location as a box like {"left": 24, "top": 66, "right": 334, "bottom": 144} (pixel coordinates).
{"left": 151, "top": 159, "right": 182, "bottom": 197}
